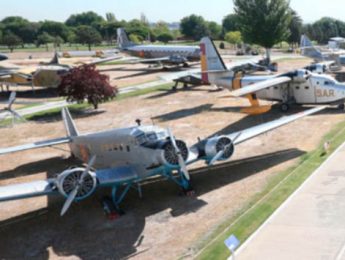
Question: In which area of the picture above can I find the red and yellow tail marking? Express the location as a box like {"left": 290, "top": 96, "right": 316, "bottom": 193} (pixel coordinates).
{"left": 200, "top": 43, "right": 208, "bottom": 83}
{"left": 232, "top": 71, "right": 271, "bottom": 115}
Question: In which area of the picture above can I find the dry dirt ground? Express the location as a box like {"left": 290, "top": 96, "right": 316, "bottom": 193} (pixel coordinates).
{"left": 0, "top": 57, "right": 344, "bottom": 259}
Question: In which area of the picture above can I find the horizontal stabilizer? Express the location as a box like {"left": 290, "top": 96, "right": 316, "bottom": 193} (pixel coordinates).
{"left": 231, "top": 76, "right": 291, "bottom": 97}
{"left": 0, "top": 180, "right": 56, "bottom": 202}
{"left": 228, "top": 106, "right": 325, "bottom": 145}
{"left": 0, "top": 137, "right": 70, "bottom": 155}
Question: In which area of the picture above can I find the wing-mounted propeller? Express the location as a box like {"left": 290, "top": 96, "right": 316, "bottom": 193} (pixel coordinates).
{"left": 58, "top": 155, "right": 97, "bottom": 216}
{"left": 167, "top": 128, "right": 190, "bottom": 180}
{"left": 0, "top": 92, "right": 26, "bottom": 125}
{"left": 205, "top": 132, "right": 242, "bottom": 166}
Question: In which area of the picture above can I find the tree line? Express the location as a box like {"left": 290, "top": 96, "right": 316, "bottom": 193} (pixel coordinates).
{"left": 0, "top": 4, "right": 344, "bottom": 53}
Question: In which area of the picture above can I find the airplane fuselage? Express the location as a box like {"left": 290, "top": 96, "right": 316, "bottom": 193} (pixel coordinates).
{"left": 209, "top": 71, "right": 345, "bottom": 105}
{"left": 68, "top": 125, "right": 177, "bottom": 178}
{"left": 123, "top": 45, "right": 201, "bottom": 63}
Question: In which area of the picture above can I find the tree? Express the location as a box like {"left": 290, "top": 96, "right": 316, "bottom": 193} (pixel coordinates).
{"left": 1, "top": 16, "right": 38, "bottom": 45}
{"left": 106, "top": 12, "right": 116, "bottom": 22}
{"left": 36, "top": 32, "right": 54, "bottom": 50}
{"left": 129, "top": 34, "right": 141, "bottom": 44}
{"left": 222, "top": 14, "right": 241, "bottom": 33}
{"left": 157, "top": 32, "right": 174, "bottom": 43}
{"left": 39, "top": 20, "right": 70, "bottom": 41}
{"left": 65, "top": 11, "right": 104, "bottom": 27}
{"left": 57, "top": 64, "right": 117, "bottom": 109}
{"left": 125, "top": 19, "right": 150, "bottom": 40}
{"left": 288, "top": 9, "right": 303, "bottom": 47}
{"left": 180, "top": 15, "right": 209, "bottom": 41}
{"left": 2, "top": 32, "right": 22, "bottom": 52}
{"left": 75, "top": 25, "right": 102, "bottom": 50}
{"left": 305, "top": 17, "right": 345, "bottom": 44}
{"left": 234, "top": 0, "right": 291, "bottom": 62}
{"left": 225, "top": 31, "right": 242, "bottom": 47}
{"left": 207, "top": 21, "right": 222, "bottom": 39}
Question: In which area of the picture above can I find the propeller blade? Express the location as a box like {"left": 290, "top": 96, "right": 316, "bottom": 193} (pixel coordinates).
{"left": 177, "top": 153, "right": 190, "bottom": 180}
{"left": 80, "top": 155, "right": 96, "bottom": 182}
{"left": 167, "top": 128, "right": 190, "bottom": 180}
{"left": 11, "top": 110, "right": 25, "bottom": 121}
{"left": 60, "top": 186, "right": 78, "bottom": 216}
{"left": 8, "top": 92, "right": 16, "bottom": 109}
{"left": 209, "top": 150, "right": 225, "bottom": 166}
{"left": 60, "top": 155, "right": 96, "bottom": 216}
{"left": 232, "top": 132, "right": 242, "bottom": 143}
{"left": 167, "top": 128, "right": 178, "bottom": 151}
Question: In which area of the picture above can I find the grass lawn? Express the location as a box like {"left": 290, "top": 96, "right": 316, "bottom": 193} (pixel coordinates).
{"left": 194, "top": 117, "right": 345, "bottom": 260}
{"left": 0, "top": 82, "right": 174, "bottom": 127}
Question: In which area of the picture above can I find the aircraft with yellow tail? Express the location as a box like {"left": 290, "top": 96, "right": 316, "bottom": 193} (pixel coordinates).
{"left": 200, "top": 37, "right": 345, "bottom": 113}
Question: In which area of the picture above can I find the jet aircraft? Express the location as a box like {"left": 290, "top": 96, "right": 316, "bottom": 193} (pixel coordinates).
{"left": 117, "top": 28, "right": 200, "bottom": 67}
{"left": 0, "top": 106, "right": 323, "bottom": 216}
{"left": 200, "top": 37, "right": 345, "bottom": 112}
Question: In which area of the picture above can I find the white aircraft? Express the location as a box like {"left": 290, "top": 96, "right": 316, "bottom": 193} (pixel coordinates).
{"left": 0, "top": 106, "right": 323, "bottom": 216}
{"left": 300, "top": 35, "right": 345, "bottom": 70}
{"left": 200, "top": 37, "right": 345, "bottom": 113}
{"left": 117, "top": 28, "right": 200, "bottom": 67}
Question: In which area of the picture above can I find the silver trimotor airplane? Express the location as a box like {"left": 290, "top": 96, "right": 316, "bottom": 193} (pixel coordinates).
{"left": 0, "top": 106, "right": 323, "bottom": 216}
{"left": 200, "top": 37, "right": 345, "bottom": 113}
{"left": 117, "top": 28, "right": 200, "bottom": 67}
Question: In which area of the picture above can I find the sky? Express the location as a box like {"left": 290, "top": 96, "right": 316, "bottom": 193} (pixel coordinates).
{"left": 1, "top": 0, "right": 344, "bottom": 24}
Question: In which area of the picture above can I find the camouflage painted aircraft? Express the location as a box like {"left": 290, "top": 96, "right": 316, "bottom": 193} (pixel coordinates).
{"left": 0, "top": 53, "right": 121, "bottom": 89}
{"left": 0, "top": 106, "right": 323, "bottom": 216}
{"left": 200, "top": 37, "right": 345, "bottom": 113}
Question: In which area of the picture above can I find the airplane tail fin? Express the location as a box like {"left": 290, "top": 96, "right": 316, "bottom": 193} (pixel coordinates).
{"left": 62, "top": 107, "right": 79, "bottom": 137}
{"left": 117, "top": 28, "right": 135, "bottom": 49}
{"left": 300, "top": 35, "right": 323, "bottom": 60}
{"left": 200, "top": 37, "right": 227, "bottom": 83}
{"left": 49, "top": 52, "right": 60, "bottom": 65}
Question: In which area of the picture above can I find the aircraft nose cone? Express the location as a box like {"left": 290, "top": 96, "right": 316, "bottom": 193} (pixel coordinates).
{"left": 0, "top": 54, "right": 8, "bottom": 61}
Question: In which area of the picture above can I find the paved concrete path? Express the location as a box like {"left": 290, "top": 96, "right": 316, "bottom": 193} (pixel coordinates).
{"left": 236, "top": 141, "right": 345, "bottom": 260}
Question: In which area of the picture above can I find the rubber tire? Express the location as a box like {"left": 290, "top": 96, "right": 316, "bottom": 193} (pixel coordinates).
{"left": 280, "top": 103, "right": 289, "bottom": 112}
{"left": 338, "top": 103, "right": 345, "bottom": 110}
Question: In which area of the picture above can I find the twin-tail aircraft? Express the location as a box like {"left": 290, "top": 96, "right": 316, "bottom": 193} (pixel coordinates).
{"left": 0, "top": 106, "right": 323, "bottom": 216}
{"left": 200, "top": 37, "right": 345, "bottom": 113}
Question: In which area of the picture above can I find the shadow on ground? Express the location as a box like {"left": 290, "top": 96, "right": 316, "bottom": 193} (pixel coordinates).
{"left": 0, "top": 148, "right": 304, "bottom": 259}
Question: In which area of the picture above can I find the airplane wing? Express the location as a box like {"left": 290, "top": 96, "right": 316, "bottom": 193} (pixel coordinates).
{"left": 230, "top": 76, "right": 291, "bottom": 97}
{"left": 0, "top": 137, "right": 71, "bottom": 155}
{"left": 159, "top": 68, "right": 200, "bottom": 82}
{"left": 87, "top": 55, "right": 123, "bottom": 65}
{"left": 0, "top": 179, "right": 56, "bottom": 202}
{"left": 227, "top": 106, "right": 325, "bottom": 145}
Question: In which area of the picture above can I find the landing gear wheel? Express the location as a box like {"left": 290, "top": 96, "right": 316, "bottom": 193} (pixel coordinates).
{"left": 338, "top": 103, "right": 345, "bottom": 110}
{"left": 101, "top": 196, "right": 124, "bottom": 220}
{"left": 280, "top": 103, "right": 289, "bottom": 112}
{"left": 183, "top": 63, "right": 189, "bottom": 68}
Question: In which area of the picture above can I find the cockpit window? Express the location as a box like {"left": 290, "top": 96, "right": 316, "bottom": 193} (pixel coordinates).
{"left": 136, "top": 132, "right": 159, "bottom": 145}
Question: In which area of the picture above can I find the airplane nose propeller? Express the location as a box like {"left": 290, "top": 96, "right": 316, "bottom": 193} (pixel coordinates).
{"left": 60, "top": 155, "right": 96, "bottom": 216}
{"left": 167, "top": 128, "right": 190, "bottom": 181}
{"left": 208, "top": 132, "right": 242, "bottom": 166}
